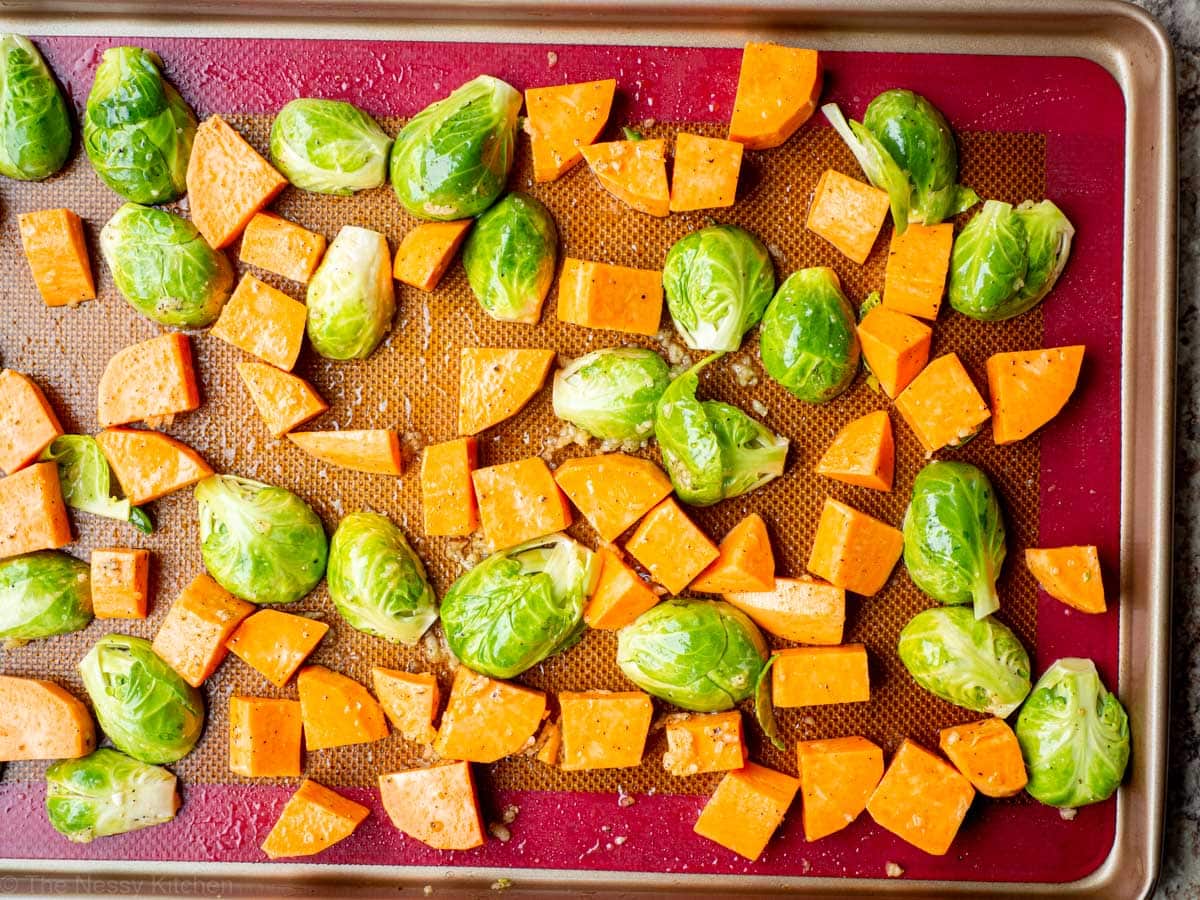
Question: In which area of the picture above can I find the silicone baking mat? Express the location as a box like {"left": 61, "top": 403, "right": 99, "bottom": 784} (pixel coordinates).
{"left": 0, "top": 37, "right": 1123, "bottom": 884}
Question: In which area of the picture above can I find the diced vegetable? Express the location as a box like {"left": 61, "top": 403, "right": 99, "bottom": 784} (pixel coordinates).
{"left": 857, "top": 306, "right": 932, "bottom": 399}
{"left": 691, "top": 513, "right": 776, "bottom": 594}
{"left": 229, "top": 696, "right": 303, "bottom": 777}
{"left": 883, "top": 222, "right": 953, "bottom": 319}
{"left": 806, "top": 497, "right": 902, "bottom": 596}
{"left": 724, "top": 577, "right": 845, "bottom": 645}
{"left": 97, "top": 333, "right": 200, "bottom": 429}
{"left": 796, "top": 736, "right": 884, "bottom": 841}
{"left": 152, "top": 573, "right": 255, "bottom": 688}
{"left": 371, "top": 668, "right": 440, "bottom": 745}
{"left": 867, "top": 739, "right": 975, "bottom": 856}
{"left": 583, "top": 547, "right": 660, "bottom": 630}
{"left": 0, "top": 462, "right": 72, "bottom": 559}
{"left": 239, "top": 212, "right": 327, "bottom": 284}
{"left": 458, "top": 347, "right": 556, "bottom": 436}
{"left": 662, "top": 711, "right": 746, "bottom": 776}
{"left": 895, "top": 352, "right": 991, "bottom": 454}
{"left": 18, "top": 209, "right": 96, "bottom": 306}
{"left": 625, "top": 497, "right": 720, "bottom": 594}
{"left": 987, "top": 345, "right": 1085, "bottom": 445}
{"left": 225, "top": 608, "right": 329, "bottom": 687}
{"left": 805, "top": 169, "right": 890, "bottom": 265}
{"left": 211, "top": 275, "right": 308, "bottom": 371}
{"left": 0, "top": 675, "right": 95, "bottom": 761}
{"left": 1025, "top": 545, "right": 1105, "bottom": 614}
{"left": 814, "top": 409, "right": 894, "bottom": 492}
{"left": 42, "top": 434, "right": 145, "bottom": 527}
{"left": 939, "top": 717, "right": 1028, "bottom": 798}
{"left": 556, "top": 258, "right": 665, "bottom": 335}
{"left": 434, "top": 666, "right": 546, "bottom": 763}
{"left": 535, "top": 720, "right": 561, "bottom": 766}
{"left": 296, "top": 665, "right": 389, "bottom": 751}
{"left": 472, "top": 456, "right": 572, "bottom": 550}
{"left": 306, "top": 225, "right": 395, "bottom": 360}
{"left": 771, "top": 644, "right": 870, "bottom": 707}
{"left": 237, "top": 362, "right": 328, "bottom": 438}
{"left": 46, "top": 748, "right": 178, "bottom": 843}
{"left": 96, "top": 428, "right": 213, "bottom": 505}
{"left": 580, "top": 138, "right": 670, "bottom": 217}
{"left": 392, "top": 220, "right": 472, "bottom": 292}
{"left": 552, "top": 347, "right": 670, "bottom": 442}
{"left": 420, "top": 437, "right": 479, "bottom": 537}
{"left": 91, "top": 548, "right": 150, "bottom": 619}
{"left": 0, "top": 550, "right": 91, "bottom": 641}
{"left": 553, "top": 454, "right": 673, "bottom": 542}
{"left": 524, "top": 79, "right": 616, "bottom": 182}
{"left": 261, "top": 779, "right": 370, "bottom": 859}
{"left": 288, "top": 429, "right": 403, "bottom": 476}
{"left": 669, "top": 132, "right": 743, "bottom": 212}
{"left": 0, "top": 35, "right": 71, "bottom": 181}
{"left": 728, "top": 42, "right": 821, "bottom": 149}
{"left": 693, "top": 762, "right": 800, "bottom": 861}
{"left": 463, "top": 192, "right": 558, "bottom": 324}
{"left": 0, "top": 369, "right": 62, "bottom": 474}
{"left": 269, "top": 98, "right": 391, "bottom": 195}
{"left": 558, "top": 690, "right": 653, "bottom": 770}
{"left": 378, "top": 761, "right": 485, "bottom": 850}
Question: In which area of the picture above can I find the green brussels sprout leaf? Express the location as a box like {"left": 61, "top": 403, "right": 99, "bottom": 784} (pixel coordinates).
{"left": 46, "top": 748, "right": 179, "bottom": 843}
{"left": 621, "top": 126, "right": 645, "bottom": 142}
{"left": 306, "top": 225, "right": 395, "bottom": 359}
{"left": 129, "top": 507, "right": 154, "bottom": 534}
{"left": 858, "top": 290, "right": 882, "bottom": 323}
{"left": 269, "top": 98, "right": 392, "bottom": 195}
{"left": 703, "top": 400, "right": 789, "bottom": 499}
{"left": 753, "top": 655, "right": 786, "bottom": 752}
{"left": 552, "top": 347, "right": 670, "bottom": 443}
{"left": 1014, "top": 199, "right": 1075, "bottom": 306}
{"left": 463, "top": 192, "right": 558, "bottom": 323}
{"left": 0, "top": 34, "right": 72, "bottom": 181}
{"left": 0, "top": 550, "right": 91, "bottom": 642}
{"left": 41, "top": 434, "right": 153, "bottom": 531}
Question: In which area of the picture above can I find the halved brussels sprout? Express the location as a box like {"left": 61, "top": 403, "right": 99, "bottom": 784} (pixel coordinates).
{"left": 655, "top": 354, "right": 788, "bottom": 506}
{"left": 390, "top": 74, "right": 521, "bottom": 220}
{"left": 0, "top": 35, "right": 71, "bottom": 181}
{"left": 306, "top": 225, "right": 395, "bottom": 359}
{"left": 440, "top": 533, "right": 599, "bottom": 679}
{"left": 897, "top": 606, "right": 1031, "bottom": 717}
{"left": 463, "top": 192, "right": 558, "bottom": 323}
{"left": 662, "top": 225, "right": 775, "bottom": 352}
{"left": 195, "top": 474, "right": 328, "bottom": 605}
{"left": 947, "top": 200, "right": 1029, "bottom": 322}
{"left": 328, "top": 511, "right": 438, "bottom": 645}
{"left": 46, "top": 748, "right": 179, "bottom": 843}
{"left": 1016, "top": 658, "right": 1130, "bottom": 808}
{"left": 83, "top": 47, "right": 196, "bottom": 204}
{"left": 759, "top": 267, "right": 860, "bottom": 404}
{"left": 1014, "top": 199, "right": 1075, "bottom": 307}
{"left": 100, "top": 203, "right": 234, "bottom": 328}
{"left": 79, "top": 634, "right": 204, "bottom": 764}
{"left": 552, "top": 347, "right": 670, "bottom": 443}
{"left": 904, "top": 461, "right": 1006, "bottom": 619}
{"left": 0, "top": 551, "right": 91, "bottom": 642}
{"left": 617, "top": 599, "right": 767, "bottom": 712}
{"left": 269, "top": 98, "right": 392, "bottom": 195}
{"left": 41, "top": 435, "right": 151, "bottom": 533}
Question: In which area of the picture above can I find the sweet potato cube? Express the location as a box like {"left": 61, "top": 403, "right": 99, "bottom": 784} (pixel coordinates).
{"left": 379, "top": 761, "right": 484, "bottom": 851}
{"left": 152, "top": 573, "right": 255, "bottom": 688}
{"left": 986, "top": 345, "right": 1085, "bottom": 445}
{"left": 580, "top": 138, "right": 670, "bottom": 217}
{"left": 96, "top": 428, "right": 213, "bottom": 505}
{"left": 814, "top": 410, "right": 894, "bottom": 491}
{"left": 535, "top": 720, "right": 562, "bottom": 766}
{"left": 556, "top": 258, "right": 664, "bottom": 336}
{"left": 372, "top": 668, "right": 440, "bottom": 745}
{"left": 691, "top": 513, "right": 775, "bottom": 594}
{"left": 91, "top": 548, "right": 150, "bottom": 619}
{"left": 458, "top": 347, "right": 556, "bottom": 436}
{"left": 857, "top": 307, "right": 933, "bottom": 399}
{"left": 883, "top": 222, "right": 953, "bottom": 319}
{"left": 772, "top": 645, "right": 870, "bottom": 707}
{"left": 226, "top": 609, "right": 329, "bottom": 687}
{"left": 0, "top": 676, "right": 95, "bottom": 762}
{"left": 0, "top": 369, "right": 62, "bottom": 474}
{"left": 896, "top": 353, "right": 991, "bottom": 454}
{"left": 584, "top": 547, "right": 660, "bottom": 630}
{"left": 525, "top": 79, "right": 616, "bottom": 182}
{"left": 693, "top": 762, "right": 800, "bottom": 861}
{"left": 669, "top": 132, "right": 743, "bottom": 212}
{"left": 434, "top": 666, "right": 546, "bottom": 763}
{"left": 421, "top": 437, "right": 479, "bottom": 537}
{"left": 728, "top": 43, "right": 822, "bottom": 150}
{"left": 239, "top": 212, "right": 326, "bottom": 284}
{"left": 261, "top": 779, "right": 369, "bottom": 859}
{"left": 939, "top": 717, "right": 1027, "bottom": 798}
{"left": 187, "top": 114, "right": 288, "bottom": 249}
{"left": 237, "top": 362, "right": 327, "bottom": 438}
{"left": 18, "top": 208, "right": 96, "bottom": 307}
{"left": 663, "top": 711, "right": 746, "bottom": 776}
{"left": 392, "top": 219, "right": 472, "bottom": 291}
{"left": 288, "top": 429, "right": 403, "bottom": 476}
{"left": 725, "top": 577, "right": 845, "bottom": 645}
{"left": 553, "top": 453, "right": 673, "bottom": 542}
{"left": 1025, "top": 545, "right": 1106, "bottom": 614}
{"left": 797, "top": 736, "right": 884, "bottom": 841}
{"left": 625, "top": 497, "right": 719, "bottom": 595}
{"left": 297, "top": 665, "right": 389, "bottom": 751}
{"left": 229, "top": 696, "right": 303, "bottom": 778}
{"left": 559, "top": 690, "right": 653, "bottom": 770}
{"left": 806, "top": 497, "right": 903, "bottom": 596}
{"left": 97, "top": 333, "right": 200, "bottom": 429}
{"left": 472, "top": 456, "right": 571, "bottom": 550}
{"left": 211, "top": 275, "right": 308, "bottom": 371}
{"left": 0, "top": 462, "right": 71, "bottom": 558}
{"left": 867, "top": 739, "right": 976, "bottom": 856}
{"left": 806, "top": 169, "right": 890, "bottom": 265}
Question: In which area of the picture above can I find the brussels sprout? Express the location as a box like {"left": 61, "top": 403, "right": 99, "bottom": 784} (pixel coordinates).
{"left": 46, "top": 748, "right": 179, "bottom": 843}
{"left": 306, "top": 225, "right": 395, "bottom": 359}
{"left": 1014, "top": 199, "right": 1075, "bottom": 306}
{"left": 616, "top": 599, "right": 767, "bottom": 712}
{"left": 759, "top": 267, "right": 860, "bottom": 404}
{"left": 328, "top": 511, "right": 438, "bottom": 645}
{"left": 0, "top": 551, "right": 91, "bottom": 642}
{"left": 858, "top": 290, "right": 882, "bottom": 322}
{"left": 463, "top": 192, "right": 557, "bottom": 323}
{"left": 79, "top": 635, "right": 204, "bottom": 764}
{"left": 0, "top": 35, "right": 71, "bottom": 181}
{"left": 903, "top": 461, "right": 1006, "bottom": 619}
{"left": 41, "top": 435, "right": 151, "bottom": 532}
{"left": 100, "top": 203, "right": 234, "bottom": 328}
{"left": 195, "top": 474, "right": 327, "bottom": 605}
{"left": 83, "top": 47, "right": 196, "bottom": 204}
{"left": 552, "top": 347, "right": 670, "bottom": 443}
{"left": 655, "top": 355, "right": 788, "bottom": 506}
{"left": 947, "top": 200, "right": 1029, "bottom": 322}
{"left": 269, "top": 98, "right": 392, "bottom": 195}
{"left": 662, "top": 225, "right": 775, "bottom": 352}
{"left": 1016, "top": 658, "right": 1130, "bottom": 808}
{"left": 390, "top": 74, "right": 521, "bottom": 220}
{"left": 898, "top": 606, "right": 1031, "bottom": 717}
{"left": 440, "top": 533, "right": 599, "bottom": 679}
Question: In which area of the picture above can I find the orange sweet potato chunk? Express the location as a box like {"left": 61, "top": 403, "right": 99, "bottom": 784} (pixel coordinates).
{"left": 693, "top": 762, "right": 800, "bottom": 861}
{"left": 895, "top": 353, "right": 991, "bottom": 454}
{"left": 97, "top": 333, "right": 200, "bottom": 429}
{"left": 728, "top": 43, "right": 822, "bottom": 150}
{"left": 91, "top": 548, "right": 150, "bottom": 619}
{"left": 939, "top": 717, "right": 1028, "bottom": 798}
{"left": 584, "top": 547, "right": 660, "bottom": 630}
{"left": 458, "top": 347, "right": 556, "bottom": 436}
{"left": 0, "top": 369, "right": 62, "bottom": 474}
{"left": 724, "top": 577, "right": 845, "bottom": 645}
{"left": 559, "top": 690, "right": 653, "bottom": 771}
{"left": 807, "top": 169, "right": 890, "bottom": 265}
{"left": 261, "top": 779, "right": 370, "bottom": 860}
{"left": 806, "top": 497, "right": 903, "bottom": 596}
{"left": 152, "top": 573, "right": 255, "bottom": 688}
{"left": 556, "top": 258, "right": 664, "bottom": 336}
{"left": 669, "top": 132, "right": 743, "bottom": 212}
{"left": 379, "top": 761, "right": 484, "bottom": 851}
{"left": 691, "top": 513, "right": 775, "bottom": 594}
{"left": 434, "top": 666, "right": 546, "bottom": 763}
{"left": 1025, "top": 545, "right": 1106, "bottom": 614}
{"left": 552, "top": 453, "right": 673, "bottom": 542}
{"left": 814, "top": 410, "right": 894, "bottom": 491}
{"left": 229, "top": 696, "right": 303, "bottom": 778}
{"left": 237, "top": 362, "right": 328, "bottom": 439}
{"left": 857, "top": 306, "right": 933, "bottom": 399}
{"left": 797, "top": 736, "right": 884, "bottom": 841}
{"left": 867, "top": 739, "right": 976, "bottom": 856}
{"left": 96, "top": 428, "right": 213, "bottom": 505}
{"left": 421, "top": 437, "right": 479, "bottom": 537}
{"left": 226, "top": 609, "right": 329, "bottom": 687}
{"left": 625, "top": 497, "right": 719, "bottom": 595}
{"left": 239, "top": 212, "right": 326, "bottom": 284}
{"left": 535, "top": 720, "right": 561, "bottom": 766}
{"left": 372, "top": 668, "right": 440, "bottom": 745}
{"left": 472, "top": 456, "right": 571, "bottom": 550}
{"left": 288, "top": 429, "right": 403, "bottom": 476}
{"left": 525, "top": 79, "right": 616, "bottom": 182}
{"left": 0, "top": 462, "right": 71, "bottom": 559}
{"left": 187, "top": 114, "right": 288, "bottom": 249}
{"left": 297, "top": 665, "right": 389, "bottom": 751}
{"left": 392, "top": 220, "right": 472, "bottom": 292}
{"left": 0, "top": 675, "right": 95, "bottom": 762}
{"left": 883, "top": 222, "right": 953, "bottom": 319}
{"left": 772, "top": 645, "right": 871, "bottom": 707}
{"left": 986, "top": 345, "right": 1085, "bottom": 445}
{"left": 662, "top": 711, "right": 746, "bottom": 776}
{"left": 210, "top": 274, "right": 308, "bottom": 371}
{"left": 18, "top": 208, "right": 95, "bottom": 307}
{"left": 580, "top": 138, "right": 669, "bottom": 217}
